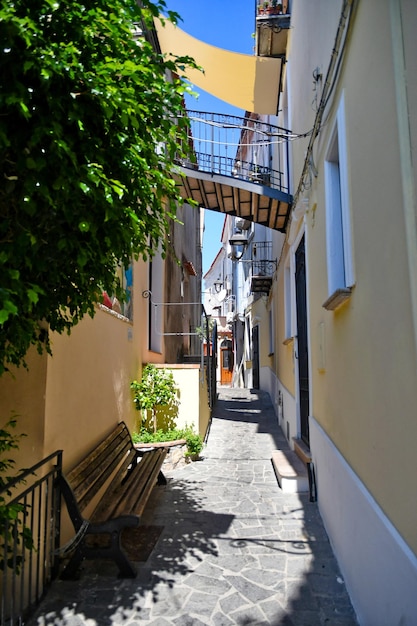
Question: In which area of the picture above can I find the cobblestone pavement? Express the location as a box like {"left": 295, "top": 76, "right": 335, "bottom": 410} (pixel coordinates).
{"left": 27, "top": 388, "right": 358, "bottom": 626}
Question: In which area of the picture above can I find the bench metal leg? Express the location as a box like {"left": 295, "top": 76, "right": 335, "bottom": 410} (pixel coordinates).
{"left": 110, "top": 531, "right": 137, "bottom": 578}
{"left": 60, "top": 545, "right": 85, "bottom": 580}
{"left": 60, "top": 530, "right": 137, "bottom": 579}
{"left": 157, "top": 470, "right": 167, "bottom": 485}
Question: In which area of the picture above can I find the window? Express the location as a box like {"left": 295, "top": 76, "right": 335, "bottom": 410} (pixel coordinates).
{"left": 284, "top": 256, "right": 292, "bottom": 340}
{"left": 245, "top": 315, "right": 251, "bottom": 361}
{"left": 268, "top": 305, "right": 275, "bottom": 355}
{"left": 324, "top": 94, "right": 354, "bottom": 310}
{"left": 101, "top": 262, "right": 133, "bottom": 321}
{"left": 149, "top": 253, "right": 164, "bottom": 353}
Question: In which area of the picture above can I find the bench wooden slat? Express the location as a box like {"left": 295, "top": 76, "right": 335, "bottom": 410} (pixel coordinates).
{"left": 90, "top": 448, "right": 144, "bottom": 522}
{"left": 112, "top": 449, "right": 167, "bottom": 519}
{"left": 68, "top": 425, "right": 132, "bottom": 509}
{"left": 67, "top": 422, "right": 127, "bottom": 486}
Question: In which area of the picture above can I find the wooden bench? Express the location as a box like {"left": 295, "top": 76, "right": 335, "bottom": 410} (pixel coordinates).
{"left": 59, "top": 421, "right": 167, "bottom": 579}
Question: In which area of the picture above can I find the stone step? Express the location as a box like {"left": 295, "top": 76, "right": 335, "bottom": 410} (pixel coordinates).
{"left": 271, "top": 449, "right": 309, "bottom": 493}
{"left": 292, "top": 437, "right": 312, "bottom": 464}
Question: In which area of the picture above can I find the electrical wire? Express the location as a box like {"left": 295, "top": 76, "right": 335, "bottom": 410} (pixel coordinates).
{"left": 176, "top": 113, "right": 313, "bottom": 142}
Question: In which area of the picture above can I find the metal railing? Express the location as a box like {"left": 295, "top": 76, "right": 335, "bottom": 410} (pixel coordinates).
{"left": 1, "top": 451, "right": 62, "bottom": 626}
{"left": 142, "top": 290, "right": 217, "bottom": 409}
{"left": 178, "top": 110, "right": 292, "bottom": 195}
{"left": 239, "top": 241, "right": 277, "bottom": 276}
{"left": 249, "top": 241, "right": 277, "bottom": 276}
{"left": 207, "top": 318, "right": 217, "bottom": 410}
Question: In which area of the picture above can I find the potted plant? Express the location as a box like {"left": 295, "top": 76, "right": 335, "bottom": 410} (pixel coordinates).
{"left": 249, "top": 164, "right": 270, "bottom": 185}
{"left": 259, "top": 1, "right": 269, "bottom": 15}
{"left": 271, "top": 0, "right": 283, "bottom": 14}
{"left": 131, "top": 364, "right": 179, "bottom": 433}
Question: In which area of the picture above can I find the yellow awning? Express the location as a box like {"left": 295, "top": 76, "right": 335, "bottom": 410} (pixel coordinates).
{"left": 154, "top": 18, "right": 282, "bottom": 115}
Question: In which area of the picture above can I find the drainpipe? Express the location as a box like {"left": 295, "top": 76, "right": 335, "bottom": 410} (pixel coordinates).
{"left": 389, "top": 0, "right": 417, "bottom": 362}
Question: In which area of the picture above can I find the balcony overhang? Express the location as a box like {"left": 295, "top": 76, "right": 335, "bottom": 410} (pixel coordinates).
{"left": 154, "top": 18, "right": 283, "bottom": 115}
{"left": 250, "top": 275, "right": 273, "bottom": 294}
{"left": 174, "top": 167, "right": 292, "bottom": 232}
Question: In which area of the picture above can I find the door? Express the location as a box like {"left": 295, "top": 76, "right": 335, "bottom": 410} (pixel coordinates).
{"left": 252, "top": 325, "right": 260, "bottom": 389}
{"left": 220, "top": 339, "right": 233, "bottom": 386}
{"left": 295, "top": 236, "right": 310, "bottom": 446}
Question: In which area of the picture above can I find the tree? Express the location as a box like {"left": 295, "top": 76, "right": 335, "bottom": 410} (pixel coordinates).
{"left": 0, "top": 0, "right": 197, "bottom": 374}
{"left": 131, "top": 364, "right": 178, "bottom": 433}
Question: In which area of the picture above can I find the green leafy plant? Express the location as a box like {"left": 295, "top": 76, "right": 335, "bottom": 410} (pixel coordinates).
{"left": 0, "top": 418, "right": 34, "bottom": 572}
{"left": 132, "top": 427, "right": 187, "bottom": 444}
{"left": 132, "top": 425, "right": 204, "bottom": 460}
{"left": 195, "top": 317, "right": 215, "bottom": 341}
{"left": 131, "top": 365, "right": 179, "bottom": 432}
{"left": 184, "top": 430, "right": 204, "bottom": 459}
{"left": 0, "top": 0, "right": 199, "bottom": 374}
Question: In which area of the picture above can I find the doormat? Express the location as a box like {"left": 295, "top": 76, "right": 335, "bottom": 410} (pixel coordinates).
{"left": 121, "top": 525, "right": 164, "bottom": 562}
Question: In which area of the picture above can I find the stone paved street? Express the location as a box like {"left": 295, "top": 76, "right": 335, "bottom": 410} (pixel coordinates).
{"left": 27, "top": 388, "right": 358, "bottom": 626}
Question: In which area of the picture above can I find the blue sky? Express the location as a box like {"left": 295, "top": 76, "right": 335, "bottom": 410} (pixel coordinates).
{"left": 165, "top": 1, "right": 255, "bottom": 275}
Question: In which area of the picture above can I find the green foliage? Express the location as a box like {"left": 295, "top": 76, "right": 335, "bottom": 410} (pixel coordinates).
{"left": 131, "top": 364, "right": 179, "bottom": 432}
{"left": 131, "top": 364, "right": 178, "bottom": 411}
{"left": 195, "top": 317, "right": 215, "bottom": 341}
{"left": 132, "top": 424, "right": 204, "bottom": 459}
{"left": 132, "top": 427, "right": 187, "bottom": 444}
{"left": 0, "top": 418, "right": 34, "bottom": 572}
{"left": 0, "top": 0, "right": 198, "bottom": 374}
{"left": 184, "top": 430, "right": 203, "bottom": 458}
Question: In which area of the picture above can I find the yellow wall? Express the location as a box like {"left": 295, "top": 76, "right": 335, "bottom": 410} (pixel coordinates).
{"left": 284, "top": 0, "right": 417, "bottom": 553}
{"left": 44, "top": 309, "right": 137, "bottom": 470}
{"left": 250, "top": 296, "right": 272, "bottom": 371}
{"left": 198, "top": 371, "right": 211, "bottom": 439}
{"left": 275, "top": 254, "right": 295, "bottom": 396}
{"left": 155, "top": 364, "right": 211, "bottom": 439}
{"left": 0, "top": 349, "right": 47, "bottom": 470}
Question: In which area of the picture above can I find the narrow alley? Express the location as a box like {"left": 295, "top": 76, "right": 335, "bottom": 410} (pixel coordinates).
{"left": 28, "top": 388, "right": 357, "bottom": 626}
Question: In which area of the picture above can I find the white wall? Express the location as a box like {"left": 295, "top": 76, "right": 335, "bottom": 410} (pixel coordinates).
{"left": 310, "top": 417, "right": 417, "bottom": 626}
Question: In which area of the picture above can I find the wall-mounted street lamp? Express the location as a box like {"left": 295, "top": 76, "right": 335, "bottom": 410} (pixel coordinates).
{"left": 229, "top": 232, "right": 249, "bottom": 261}
{"left": 228, "top": 237, "right": 278, "bottom": 294}
{"left": 213, "top": 280, "right": 223, "bottom": 293}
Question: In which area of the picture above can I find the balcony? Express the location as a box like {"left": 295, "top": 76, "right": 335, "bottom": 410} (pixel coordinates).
{"left": 233, "top": 241, "right": 277, "bottom": 295}
{"left": 256, "top": 1, "right": 291, "bottom": 58}
{"left": 248, "top": 242, "right": 277, "bottom": 294}
{"left": 174, "top": 111, "right": 293, "bottom": 233}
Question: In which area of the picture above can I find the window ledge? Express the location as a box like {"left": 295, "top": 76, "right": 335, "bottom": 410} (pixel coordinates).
{"left": 98, "top": 303, "right": 132, "bottom": 323}
{"left": 283, "top": 336, "right": 294, "bottom": 346}
{"left": 323, "top": 287, "right": 352, "bottom": 311}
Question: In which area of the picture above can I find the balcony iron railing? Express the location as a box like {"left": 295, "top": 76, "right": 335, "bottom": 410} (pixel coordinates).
{"left": 178, "top": 110, "right": 291, "bottom": 195}
{"left": 240, "top": 241, "right": 277, "bottom": 294}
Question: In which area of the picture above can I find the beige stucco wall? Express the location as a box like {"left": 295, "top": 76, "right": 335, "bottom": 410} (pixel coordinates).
{"left": 156, "top": 364, "right": 211, "bottom": 439}
{"left": 44, "top": 309, "right": 137, "bottom": 470}
{"left": 198, "top": 371, "right": 211, "bottom": 439}
{"left": 0, "top": 349, "right": 48, "bottom": 470}
{"left": 284, "top": 0, "right": 417, "bottom": 553}
{"left": 275, "top": 250, "right": 295, "bottom": 396}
